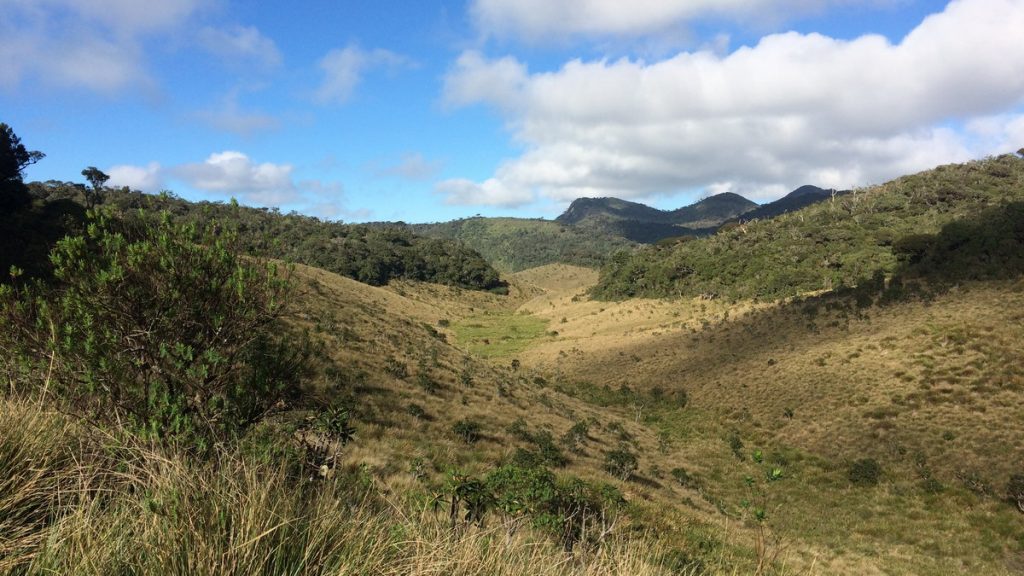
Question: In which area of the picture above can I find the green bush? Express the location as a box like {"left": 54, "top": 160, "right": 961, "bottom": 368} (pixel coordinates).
{"left": 1007, "top": 474, "right": 1024, "bottom": 513}
{"left": 0, "top": 210, "right": 310, "bottom": 452}
{"left": 670, "top": 467, "right": 700, "bottom": 490}
{"left": 452, "top": 419, "right": 482, "bottom": 443}
{"left": 485, "top": 464, "right": 625, "bottom": 550}
{"left": 604, "top": 447, "right": 638, "bottom": 481}
{"left": 848, "top": 458, "right": 882, "bottom": 486}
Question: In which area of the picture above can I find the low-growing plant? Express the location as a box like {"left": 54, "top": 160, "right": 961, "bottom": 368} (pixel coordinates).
{"left": 848, "top": 458, "right": 882, "bottom": 486}
{"left": 452, "top": 419, "right": 482, "bottom": 444}
{"left": 1007, "top": 474, "right": 1024, "bottom": 513}
{"left": 604, "top": 446, "right": 638, "bottom": 481}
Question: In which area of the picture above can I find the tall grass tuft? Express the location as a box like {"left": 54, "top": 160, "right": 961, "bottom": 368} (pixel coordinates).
{"left": 2, "top": 398, "right": 688, "bottom": 576}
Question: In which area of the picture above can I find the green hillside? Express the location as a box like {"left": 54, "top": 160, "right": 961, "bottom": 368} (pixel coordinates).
{"left": 593, "top": 154, "right": 1024, "bottom": 300}
{"left": 557, "top": 193, "right": 756, "bottom": 243}
{"left": 23, "top": 183, "right": 506, "bottom": 292}
{"left": 411, "top": 216, "right": 635, "bottom": 272}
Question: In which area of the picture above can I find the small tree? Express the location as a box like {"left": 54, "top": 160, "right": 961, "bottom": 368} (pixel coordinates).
{"left": 80, "top": 166, "right": 109, "bottom": 209}
{"left": 0, "top": 123, "right": 44, "bottom": 209}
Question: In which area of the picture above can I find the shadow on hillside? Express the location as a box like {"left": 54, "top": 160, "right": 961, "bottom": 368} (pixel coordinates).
{"left": 892, "top": 201, "right": 1024, "bottom": 285}
{"left": 582, "top": 202, "right": 1024, "bottom": 384}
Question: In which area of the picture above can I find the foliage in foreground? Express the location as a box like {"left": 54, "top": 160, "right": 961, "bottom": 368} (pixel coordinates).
{"left": 0, "top": 399, "right": 679, "bottom": 576}
{"left": 0, "top": 209, "right": 313, "bottom": 451}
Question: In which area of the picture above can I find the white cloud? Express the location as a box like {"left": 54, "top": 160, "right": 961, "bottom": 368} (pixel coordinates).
{"left": 173, "top": 151, "right": 298, "bottom": 205}
{"left": 442, "top": 0, "right": 1024, "bottom": 206}
{"left": 0, "top": 0, "right": 207, "bottom": 94}
{"left": 108, "top": 161, "right": 163, "bottom": 192}
{"left": 110, "top": 152, "right": 357, "bottom": 215}
{"left": 315, "top": 44, "right": 409, "bottom": 105}
{"left": 198, "top": 25, "right": 282, "bottom": 70}
{"left": 470, "top": 0, "right": 893, "bottom": 41}
{"left": 435, "top": 177, "right": 534, "bottom": 207}
{"left": 442, "top": 51, "right": 527, "bottom": 111}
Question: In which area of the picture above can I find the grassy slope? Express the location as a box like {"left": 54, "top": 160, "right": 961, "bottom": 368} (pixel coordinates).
{"left": 514, "top": 267, "right": 1024, "bottom": 575}
{"left": 290, "top": 258, "right": 1024, "bottom": 575}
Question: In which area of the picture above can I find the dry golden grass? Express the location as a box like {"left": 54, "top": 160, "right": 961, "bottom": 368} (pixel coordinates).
{"left": 9, "top": 258, "right": 1021, "bottom": 575}
{"left": 497, "top": 267, "right": 1024, "bottom": 575}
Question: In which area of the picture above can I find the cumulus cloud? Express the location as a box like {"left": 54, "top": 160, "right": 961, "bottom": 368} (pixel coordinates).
{"left": 314, "top": 44, "right": 409, "bottom": 104}
{"left": 172, "top": 151, "right": 298, "bottom": 205}
{"left": 111, "top": 152, "right": 357, "bottom": 216}
{"left": 198, "top": 25, "right": 283, "bottom": 71}
{"left": 108, "top": 161, "right": 164, "bottom": 192}
{"left": 441, "top": 0, "right": 1024, "bottom": 206}
{"left": 435, "top": 177, "right": 535, "bottom": 208}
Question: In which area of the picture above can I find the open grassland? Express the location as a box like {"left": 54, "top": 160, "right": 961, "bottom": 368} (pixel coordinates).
{"left": 505, "top": 267, "right": 1024, "bottom": 575}
{"left": 5, "top": 257, "right": 1023, "bottom": 575}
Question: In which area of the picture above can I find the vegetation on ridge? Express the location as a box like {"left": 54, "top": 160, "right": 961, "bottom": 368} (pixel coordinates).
{"left": 593, "top": 154, "right": 1024, "bottom": 300}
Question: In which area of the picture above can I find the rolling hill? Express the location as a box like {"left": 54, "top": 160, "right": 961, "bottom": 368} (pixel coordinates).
{"left": 410, "top": 216, "right": 635, "bottom": 272}
{"left": 593, "top": 154, "right": 1024, "bottom": 300}
{"left": 556, "top": 193, "right": 756, "bottom": 243}
{"left": 5, "top": 152, "right": 1024, "bottom": 576}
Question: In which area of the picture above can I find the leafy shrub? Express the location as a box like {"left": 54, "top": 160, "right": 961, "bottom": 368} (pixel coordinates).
{"left": 486, "top": 464, "right": 625, "bottom": 550}
{"left": 1007, "top": 474, "right": 1024, "bottom": 513}
{"left": 671, "top": 467, "right": 700, "bottom": 490}
{"left": 728, "top": 434, "right": 745, "bottom": 460}
{"left": 406, "top": 403, "right": 429, "bottom": 420}
{"left": 848, "top": 458, "right": 882, "bottom": 486}
{"left": 452, "top": 419, "right": 482, "bottom": 444}
{"left": 604, "top": 447, "right": 638, "bottom": 481}
{"left": 561, "top": 420, "right": 590, "bottom": 453}
{"left": 0, "top": 210, "right": 310, "bottom": 452}
{"left": 314, "top": 407, "right": 356, "bottom": 445}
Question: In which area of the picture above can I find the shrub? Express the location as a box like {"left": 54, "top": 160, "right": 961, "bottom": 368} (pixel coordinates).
{"left": 604, "top": 447, "right": 638, "bottom": 481}
{"left": 671, "top": 467, "right": 700, "bottom": 490}
{"left": 452, "top": 419, "right": 482, "bottom": 443}
{"left": 848, "top": 458, "right": 882, "bottom": 486}
{"left": 561, "top": 420, "right": 589, "bottom": 453}
{"left": 1007, "top": 474, "right": 1024, "bottom": 513}
{"left": 0, "top": 210, "right": 309, "bottom": 452}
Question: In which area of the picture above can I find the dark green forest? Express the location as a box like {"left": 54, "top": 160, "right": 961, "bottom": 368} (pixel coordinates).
{"left": 13, "top": 179, "right": 505, "bottom": 292}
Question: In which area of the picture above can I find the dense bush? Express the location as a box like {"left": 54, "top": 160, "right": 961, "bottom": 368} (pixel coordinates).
{"left": 485, "top": 464, "right": 625, "bottom": 550}
{"left": 0, "top": 210, "right": 312, "bottom": 452}
{"left": 452, "top": 419, "right": 482, "bottom": 443}
{"left": 847, "top": 458, "right": 882, "bottom": 487}
{"left": 1007, "top": 474, "right": 1024, "bottom": 513}
{"left": 603, "top": 447, "right": 639, "bottom": 481}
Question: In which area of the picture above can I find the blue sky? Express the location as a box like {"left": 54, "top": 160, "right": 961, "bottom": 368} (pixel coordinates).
{"left": 3, "top": 0, "right": 1023, "bottom": 223}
